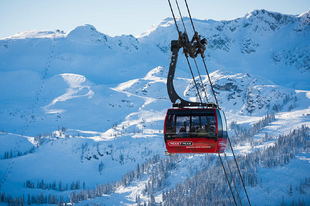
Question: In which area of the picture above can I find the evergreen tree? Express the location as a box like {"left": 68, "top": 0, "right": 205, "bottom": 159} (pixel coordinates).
{"left": 59, "top": 181, "right": 62, "bottom": 191}
{"left": 135, "top": 194, "right": 140, "bottom": 206}
{"left": 281, "top": 196, "right": 285, "bottom": 206}
{"left": 99, "top": 162, "right": 104, "bottom": 174}
{"left": 27, "top": 194, "right": 31, "bottom": 205}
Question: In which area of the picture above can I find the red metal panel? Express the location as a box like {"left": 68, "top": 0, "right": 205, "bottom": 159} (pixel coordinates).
{"left": 165, "top": 138, "right": 226, "bottom": 153}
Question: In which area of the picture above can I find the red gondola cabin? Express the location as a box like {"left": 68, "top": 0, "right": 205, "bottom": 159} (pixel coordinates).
{"left": 164, "top": 108, "right": 227, "bottom": 154}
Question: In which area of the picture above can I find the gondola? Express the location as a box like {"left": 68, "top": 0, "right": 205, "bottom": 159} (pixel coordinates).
{"left": 164, "top": 34, "right": 228, "bottom": 155}
{"left": 164, "top": 107, "right": 227, "bottom": 154}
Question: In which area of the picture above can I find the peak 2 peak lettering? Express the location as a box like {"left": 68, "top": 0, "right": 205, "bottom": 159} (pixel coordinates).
{"left": 168, "top": 141, "right": 193, "bottom": 146}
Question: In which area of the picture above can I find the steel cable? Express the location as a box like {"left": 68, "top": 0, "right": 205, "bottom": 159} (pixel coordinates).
{"left": 182, "top": 5, "right": 250, "bottom": 205}
{"left": 218, "top": 153, "right": 238, "bottom": 206}
{"left": 224, "top": 152, "right": 243, "bottom": 206}
{"left": 202, "top": 58, "right": 219, "bottom": 106}
{"left": 193, "top": 59, "right": 209, "bottom": 103}
{"left": 228, "top": 137, "right": 252, "bottom": 206}
{"left": 184, "top": 0, "right": 196, "bottom": 33}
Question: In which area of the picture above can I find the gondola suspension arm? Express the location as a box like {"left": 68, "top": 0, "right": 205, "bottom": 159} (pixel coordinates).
{"left": 167, "top": 39, "right": 216, "bottom": 108}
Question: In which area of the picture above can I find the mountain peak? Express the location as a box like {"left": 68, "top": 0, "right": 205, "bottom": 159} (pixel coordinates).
{"left": 245, "top": 9, "right": 286, "bottom": 22}
{"left": 298, "top": 9, "right": 310, "bottom": 21}
{"left": 65, "top": 24, "right": 109, "bottom": 44}
{"left": 66, "top": 24, "right": 99, "bottom": 37}
{"left": 238, "top": 9, "right": 301, "bottom": 32}
{"left": 68, "top": 24, "right": 97, "bottom": 33}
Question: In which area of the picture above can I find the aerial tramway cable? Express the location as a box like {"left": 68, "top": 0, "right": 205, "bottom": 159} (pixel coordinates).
{"left": 218, "top": 153, "right": 238, "bottom": 206}
{"left": 228, "top": 137, "right": 252, "bottom": 205}
{"left": 202, "top": 58, "right": 219, "bottom": 106}
{"left": 166, "top": 0, "right": 252, "bottom": 205}
{"left": 182, "top": 2, "right": 251, "bottom": 205}
{"left": 224, "top": 152, "right": 243, "bottom": 206}
{"left": 183, "top": 0, "right": 219, "bottom": 106}
{"left": 184, "top": 0, "right": 196, "bottom": 33}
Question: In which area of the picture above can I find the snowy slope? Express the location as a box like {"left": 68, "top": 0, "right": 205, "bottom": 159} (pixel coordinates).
{"left": 0, "top": 9, "right": 310, "bottom": 206}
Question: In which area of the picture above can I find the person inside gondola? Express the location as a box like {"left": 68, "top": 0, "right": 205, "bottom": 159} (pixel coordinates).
{"left": 177, "top": 120, "right": 188, "bottom": 137}
{"left": 179, "top": 126, "right": 186, "bottom": 133}
{"left": 198, "top": 118, "right": 215, "bottom": 137}
{"left": 166, "top": 115, "right": 176, "bottom": 134}
{"left": 207, "top": 125, "right": 215, "bottom": 137}
{"left": 198, "top": 125, "right": 207, "bottom": 137}
{"left": 206, "top": 118, "right": 215, "bottom": 137}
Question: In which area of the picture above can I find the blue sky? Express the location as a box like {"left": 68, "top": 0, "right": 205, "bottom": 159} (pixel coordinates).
{"left": 0, "top": 0, "right": 309, "bottom": 38}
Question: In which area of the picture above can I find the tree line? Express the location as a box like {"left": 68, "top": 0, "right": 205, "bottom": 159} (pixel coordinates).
{"left": 2, "top": 147, "right": 35, "bottom": 160}
{"left": 24, "top": 180, "right": 85, "bottom": 192}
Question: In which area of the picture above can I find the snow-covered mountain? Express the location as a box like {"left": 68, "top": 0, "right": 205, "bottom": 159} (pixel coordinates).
{"left": 0, "top": 9, "right": 310, "bottom": 206}
{"left": 140, "top": 9, "right": 310, "bottom": 89}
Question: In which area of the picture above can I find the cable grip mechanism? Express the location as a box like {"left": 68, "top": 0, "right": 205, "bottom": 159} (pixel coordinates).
{"left": 179, "top": 31, "right": 208, "bottom": 58}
